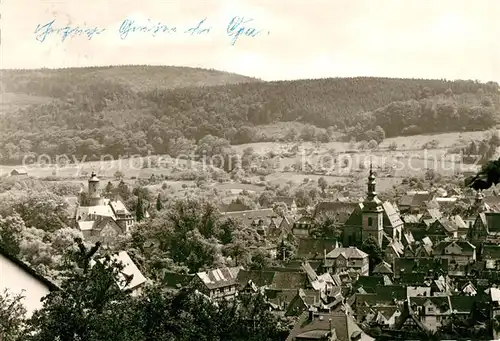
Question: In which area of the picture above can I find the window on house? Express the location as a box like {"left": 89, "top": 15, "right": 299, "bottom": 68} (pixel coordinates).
{"left": 368, "top": 217, "right": 373, "bottom": 226}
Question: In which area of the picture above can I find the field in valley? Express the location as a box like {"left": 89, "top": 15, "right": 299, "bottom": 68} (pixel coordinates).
{"left": 0, "top": 129, "right": 490, "bottom": 196}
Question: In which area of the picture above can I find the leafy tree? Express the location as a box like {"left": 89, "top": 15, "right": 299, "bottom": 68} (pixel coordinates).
{"left": 26, "top": 241, "right": 141, "bottom": 341}
{"left": 310, "top": 213, "right": 342, "bottom": 240}
{"left": 361, "top": 236, "right": 384, "bottom": 273}
{"left": 155, "top": 194, "right": 163, "bottom": 211}
{"left": 105, "top": 181, "right": 114, "bottom": 194}
{"left": 0, "top": 289, "right": 27, "bottom": 341}
{"left": 276, "top": 240, "right": 296, "bottom": 262}
{"left": 317, "top": 177, "right": 328, "bottom": 194}
{"left": 117, "top": 180, "right": 131, "bottom": 200}
{"left": 367, "top": 139, "right": 378, "bottom": 150}
{"left": 0, "top": 213, "right": 24, "bottom": 256}
{"left": 136, "top": 196, "right": 145, "bottom": 222}
{"left": 258, "top": 191, "right": 276, "bottom": 208}
{"left": 114, "top": 171, "right": 124, "bottom": 180}
{"left": 388, "top": 141, "right": 398, "bottom": 151}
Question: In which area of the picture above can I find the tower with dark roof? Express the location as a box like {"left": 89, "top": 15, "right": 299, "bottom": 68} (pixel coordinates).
{"left": 87, "top": 171, "right": 103, "bottom": 206}
{"left": 361, "top": 164, "right": 384, "bottom": 248}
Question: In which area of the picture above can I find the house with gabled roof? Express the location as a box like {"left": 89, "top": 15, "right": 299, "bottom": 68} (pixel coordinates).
{"left": 393, "top": 300, "right": 429, "bottom": 336}
{"left": 284, "top": 288, "right": 330, "bottom": 317}
{"left": 364, "top": 306, "right": 402, "bottom": 328}
{"left": 10, "top": 168, "right": 28, "bottom": 177}
{"left": 296, "top": 238, "right": 339, "bottom": 260}
{"left": 285, "top": 310, "right": 374, "bottom": 341}
{"left": 267, "top": 215, "right": 294, "bottom": 242}
{"left": 292, "top": 215, "right": 315, "bottom": 237}
{"left": 373, "top": 261, "right": 393, "bottom": 275}
{"left": 432, "top": 240, "right": 476, "bottom": 265}
{"left": 1, "top": 246, "right": 59, "bottom": 317}
{"left": 426, "top": 217, "right": 458, "bottom": 242}
{"left": 275, "top": 196, "right": 298, "bottom": 215}
{"left": 78, "top": 216, "right": 123, "bottom": 248}
{"left": 407, "top": 295, "right": 452, "bottom": 331}
{"left": 236, "top": 268, "right": 310, "bottom": 292}
{"left": 384, "top": 239, "right": 404, "bottom": 264}
{"left": 449, "top": 214, "right": 468, "bottom": 237}
{"left": 393, "top": 257, "right": 449, "bottom": 280}
{"left": 192, "top": 266, "right": 242, "bottom": 300}
{"left": 301, "top": 261, "right": 336, "bottom": 293}
{"left": 398, "top": 192, "right": 435, "bottom": 213}
{"left": 89, "top": 250, "right": 147, "bottom": 297}
{"left": 468, "top": 212, "right": 500, "bottom": 240}
{"left": 264, "top": 288, "right": 299, "bottom": 311}
{"left": 418, "top": 242, "right": 434, "bottom": 257}
{"left": 222, "top": 208, "right": 276, "bottom": 228}
{"left": 323, "top": 246, "right": 369, "bottom": 276}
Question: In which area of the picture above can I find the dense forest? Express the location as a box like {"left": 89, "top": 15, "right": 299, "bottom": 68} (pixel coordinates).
{"left": 0, "top": 66, "right": 499, "bottom": 164}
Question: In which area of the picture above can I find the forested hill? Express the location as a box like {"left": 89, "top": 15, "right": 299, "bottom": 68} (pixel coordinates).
{"left": 0, "top": 65, "right": 260, "bottom": 93}
{"left": 0, "top": 65, "right": 499, "bottom": 164}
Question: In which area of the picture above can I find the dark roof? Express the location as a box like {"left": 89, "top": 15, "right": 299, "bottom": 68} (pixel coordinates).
{"left": 376, "top": 285, "right": 407, "bottom": 301}
{"left": 399, "top": 193, "right": 434, "bottom": 208}
{"left": 481, "top": 244, "right": 500, "bottom": 260}
{"left": 0, "top": 246, "right": 59, "bottom": 291}
{"left": 394, "top": 257, "right": 449, "bottom": 277}
{"left": 344, "top": 201, "right": 403, "bottom": 229}
{"left": 354, "top": 276, "right": 384, "bottom": 293}
{"left": 450, "top": 295, "right": 476, "bottom": 313}
{"left": 271, "top": 271, "right": 309, "bottom": 290}
{"left": 432, "top": 240, "right": 475, "bottom": 256}
{"left": 222, "top": 208, "right": 276, "bottom": 220}
{"left": 237, "top": 269, "right": 276, "bottom": 288}
{"left": 409, "top": 296, "right": 451, "bottom": 313}
{"left": 236, "top": 269, "right": 309, "bottom": 290}
{"left": 11, "top": 168, "right": 28, "bottom": 175}
{"left": 163, "top": 271, "right": 193, "bottom": 289}
{"left": 285, "top": 311, "right": 367, "bottom": 341}
{"left": 283, "top": 260, "right": 323, "bottom": 271}
{"left": 313, "top": 201, "right": 358, "bottom": 218}
{"left": 373, "top": 261, "right": 393, "bottom": 274}
{"left": 264, "top": 288, "right": 298, "bottom": 307}
{"left": 296, "top": 238, "right": 338, "bottom": 259}
{"left": 437, "top": 217, "right": 459, "bottom": 233}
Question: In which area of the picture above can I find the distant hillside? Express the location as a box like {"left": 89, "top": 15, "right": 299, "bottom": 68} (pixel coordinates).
{"left": 0, "top": 66, "right": 499, "bottom": 165}
{"left": 0, "top": 65, "right": 260, "bottom": 94}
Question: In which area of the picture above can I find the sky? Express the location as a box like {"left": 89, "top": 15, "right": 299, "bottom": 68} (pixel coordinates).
{"left": 1, "top": 0, "right": 499, "bottom": 82}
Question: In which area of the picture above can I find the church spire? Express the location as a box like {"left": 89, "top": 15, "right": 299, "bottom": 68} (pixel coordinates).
{"left": 363, "top": 162, "right": 382, "bottom": 211}
{"left": 367, "top": 162, "right": 376, "bottom": 199}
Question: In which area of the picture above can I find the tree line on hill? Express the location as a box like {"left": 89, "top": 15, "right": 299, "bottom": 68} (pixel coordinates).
{"left": 0, "top": 69, "right": 499, "bottom": 165}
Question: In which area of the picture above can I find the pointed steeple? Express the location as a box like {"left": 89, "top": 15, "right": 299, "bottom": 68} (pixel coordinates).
{"left": 363, "top": 162, "right": 382, "bottom": 211}
{"left": 367, "top": 162, "right": 376, "bottom": 199}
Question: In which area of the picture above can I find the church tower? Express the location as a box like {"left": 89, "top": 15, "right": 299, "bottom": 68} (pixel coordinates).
{"left": 473, "top": 190, "right": 489, "bottom": 213}
{"left": 361, "top": 164, "right": 384, "bottom": 248}
{"left": 87, "top": 171, "right": 103, "bottom": 206}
